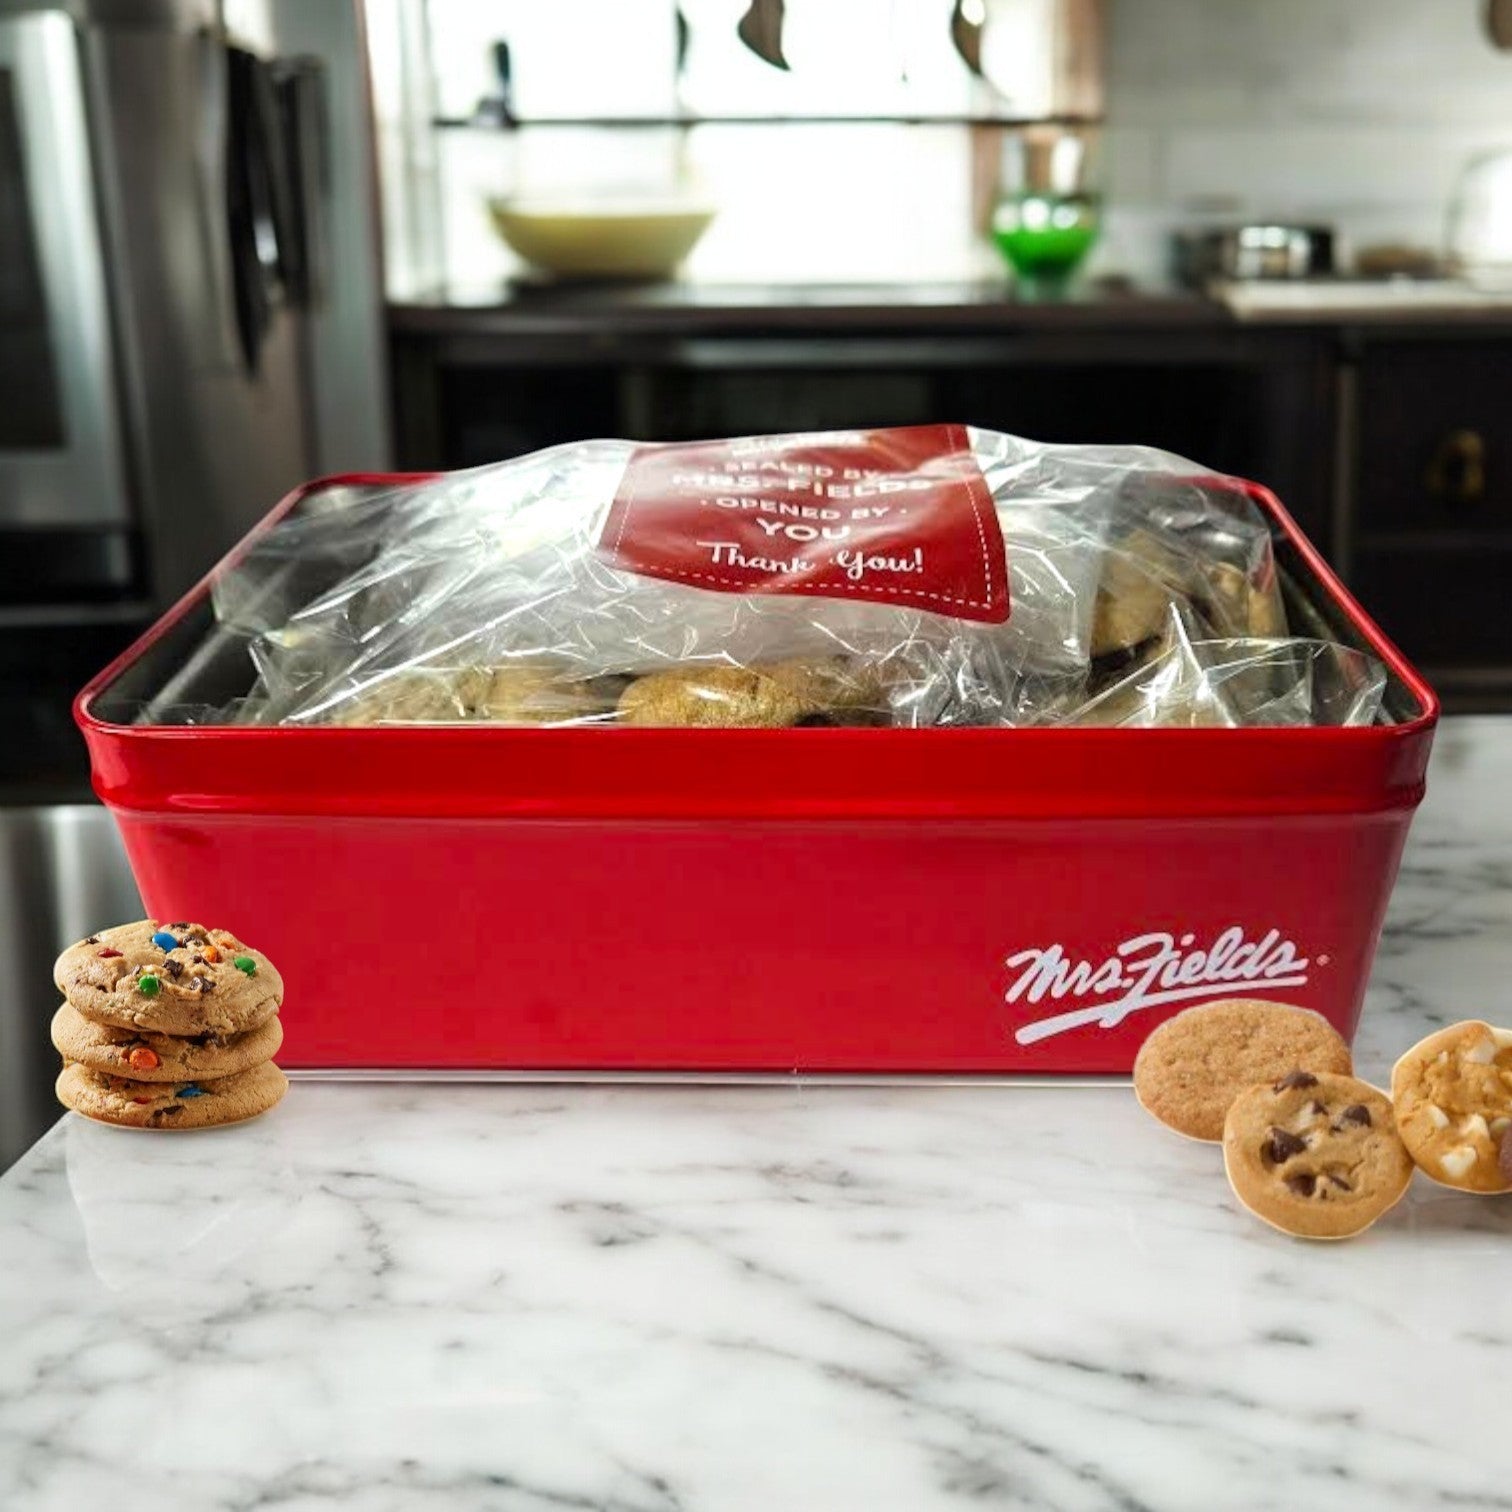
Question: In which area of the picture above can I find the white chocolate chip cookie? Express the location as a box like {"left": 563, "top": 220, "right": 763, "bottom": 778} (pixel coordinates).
{"left": 1392, "top": 1020, "right": 1512, "bottom": 1194}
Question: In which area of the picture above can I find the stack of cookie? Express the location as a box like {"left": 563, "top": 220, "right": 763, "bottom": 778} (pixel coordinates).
{"left": 51, "top": 920, "right": 288, "bottom": 1130}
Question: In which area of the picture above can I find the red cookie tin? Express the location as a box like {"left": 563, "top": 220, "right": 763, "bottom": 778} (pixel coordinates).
{"left": 75, "top": 473, "right": 1438, "bottom": 1075}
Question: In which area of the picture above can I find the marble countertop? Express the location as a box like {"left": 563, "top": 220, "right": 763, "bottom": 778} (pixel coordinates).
{"left": 4, "top": 718, "right": 1512, "bottom": 1511}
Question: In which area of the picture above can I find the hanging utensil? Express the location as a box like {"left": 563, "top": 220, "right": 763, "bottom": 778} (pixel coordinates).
{"left": 736, "top": 0, "right": 789, "bottom": 71}
{"left": 950, "top": 0, "right": 986, "bottom": 78}
{"left": 1488, "top": 0, "right": 1512, "bottom": 49}
{"left": 492, "top": 40, "right": 516, "bottom": 124}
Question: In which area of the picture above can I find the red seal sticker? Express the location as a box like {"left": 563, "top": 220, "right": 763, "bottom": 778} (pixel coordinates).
{"left": 599, "top": 424, "right": 1008, "bottom": 624}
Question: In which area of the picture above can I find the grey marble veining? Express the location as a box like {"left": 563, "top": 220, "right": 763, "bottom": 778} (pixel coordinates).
{"left": 4, "top": 719, "right": 1512, "bottom": 1512}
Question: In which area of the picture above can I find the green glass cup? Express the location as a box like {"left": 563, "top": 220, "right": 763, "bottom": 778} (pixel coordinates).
{"left": 992, "top": 193, "right": 1101, "bottom": 283}
{"left": 990, "top": 126, "right": 1102, "bottom": 289}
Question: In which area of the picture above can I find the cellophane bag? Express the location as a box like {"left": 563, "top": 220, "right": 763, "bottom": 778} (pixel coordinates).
{"left": 191, "top": 425, "right": 1385, "bottom": 730}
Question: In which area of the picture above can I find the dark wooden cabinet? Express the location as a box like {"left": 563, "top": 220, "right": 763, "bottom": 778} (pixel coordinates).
{"left": 1341, "top": 335, "right": 1512, "bottom": 704}
{"left": 391, "top": 316, "right": 1336, "bottom": 544}
{"left": 1352, "top": 542, "right": 1512, "bottom": 671}
{"left": 1355, "top": 342, "right": 1512, "bottom": 535}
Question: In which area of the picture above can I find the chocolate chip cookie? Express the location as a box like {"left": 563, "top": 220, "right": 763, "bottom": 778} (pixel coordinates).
{"left": 1391, "top": 1020, "right": 1512, "bottom": 1193}
{"left": 1222, "top": 1072, "right": 1413, "bottom": 1240}
{"left": 57, "top": 1061, "right": 288, "bottom": 1130}
{"left": 55, "top": 920, "right": 282, "bottom": 1038}
{"left": 50, "top": 1002, "right": 283, "bottom": 1083}
{"left": 1133, "top": 998, "right": 1353, "bottom": 1141}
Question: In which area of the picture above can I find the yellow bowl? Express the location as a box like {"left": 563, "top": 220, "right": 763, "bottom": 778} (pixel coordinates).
{"left": 487, "top": 199, "right": 717, "bottom": 280}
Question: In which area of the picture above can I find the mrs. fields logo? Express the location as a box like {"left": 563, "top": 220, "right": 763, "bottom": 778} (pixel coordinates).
{"left": 1006, "top": 926, "right": 1313, "bottom": 1046}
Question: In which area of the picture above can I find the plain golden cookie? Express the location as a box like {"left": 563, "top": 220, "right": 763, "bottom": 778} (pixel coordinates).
{"left": 1133, "top": 998, "right": 1353, "bottom": 1141}
{"left": 760, "top": 658, "right": 888, "bottom": 726}
{"left": 1091, "top": 531, "right": 1184, "bottom": 658}
{"left": 50, "top": 1002, "right": 283, "bottom": 1083}
{"left": 618, "top": 658, "right": 890, "bottom": 728}
{"left": 1222, "top": 1071, "right": 1413, "bottom": 1240}
{"left": 55, "top": 920, "right": 282, "bottom": 1039}
{"left": 1391, "top": 1020, "right": 1512, "bottom": 1193}
{"left": 617, "top": 664, "right": 810, "bottom": 728}
{"left": 57, "top": 1061, "right": 288, "bottom": 1130}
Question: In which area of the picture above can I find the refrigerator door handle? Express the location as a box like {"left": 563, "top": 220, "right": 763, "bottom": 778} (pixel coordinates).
{"left": 189, "top": 26, "right": 242, "bottom": 373}
{"left": 272, "top": 57, "right": 328, "bottom": 310}
{"left": 249, "top": 48, "right": 298, "bottom": 295}
{"left": 224, "top": 39, "right": 312, "bottom": 376}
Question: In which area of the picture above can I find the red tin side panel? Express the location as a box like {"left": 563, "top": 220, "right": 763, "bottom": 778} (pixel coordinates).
{"left": 113, "top": 806, "right": 1414, "bottom": 1072}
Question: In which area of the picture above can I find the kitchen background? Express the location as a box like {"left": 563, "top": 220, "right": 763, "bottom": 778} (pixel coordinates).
{"left": 382, "top": 0, "right": 1512, "bottom": 291}
{"left": 3, "top": 0, "right": 1511, "bottom": 1165}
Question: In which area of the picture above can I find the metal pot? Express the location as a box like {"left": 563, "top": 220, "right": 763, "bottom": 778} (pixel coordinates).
{"left": 1175, "top": 224, "right": 1337, "bottom": 286}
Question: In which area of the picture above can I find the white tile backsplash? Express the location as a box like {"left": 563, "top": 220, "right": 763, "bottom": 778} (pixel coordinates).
{"left": 1103, "top": 0, "right": 1512, "bottom": 279}
{"left": 1158, "top": 127, "right": 1506, "bottom": 217}
{"left": 1109, "top": 0, "right": 1512, "bottom": 127}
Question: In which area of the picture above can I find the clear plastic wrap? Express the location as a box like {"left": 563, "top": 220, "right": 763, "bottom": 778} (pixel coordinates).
{"left": 185, "top": 427, "right": 1385, "bottom": 730}
{"left": 1060, "top": 609, "right": 1387, "bottom": 729}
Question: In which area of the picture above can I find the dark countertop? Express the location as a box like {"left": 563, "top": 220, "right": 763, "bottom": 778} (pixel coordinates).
{"left": 388, "top": 279, "right": 1223, "bottom": 339}
{"left": 389, "top": 278, "right": 1512, "bottom": 341}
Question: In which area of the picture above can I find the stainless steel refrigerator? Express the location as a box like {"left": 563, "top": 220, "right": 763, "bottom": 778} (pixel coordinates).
{"left": 0, "top": 0, "right": 388, "bottom": 614}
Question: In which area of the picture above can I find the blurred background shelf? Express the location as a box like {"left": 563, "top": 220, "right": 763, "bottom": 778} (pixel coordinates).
{"left": 432, "top": 112, "right": 1105, "bottom": 129}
